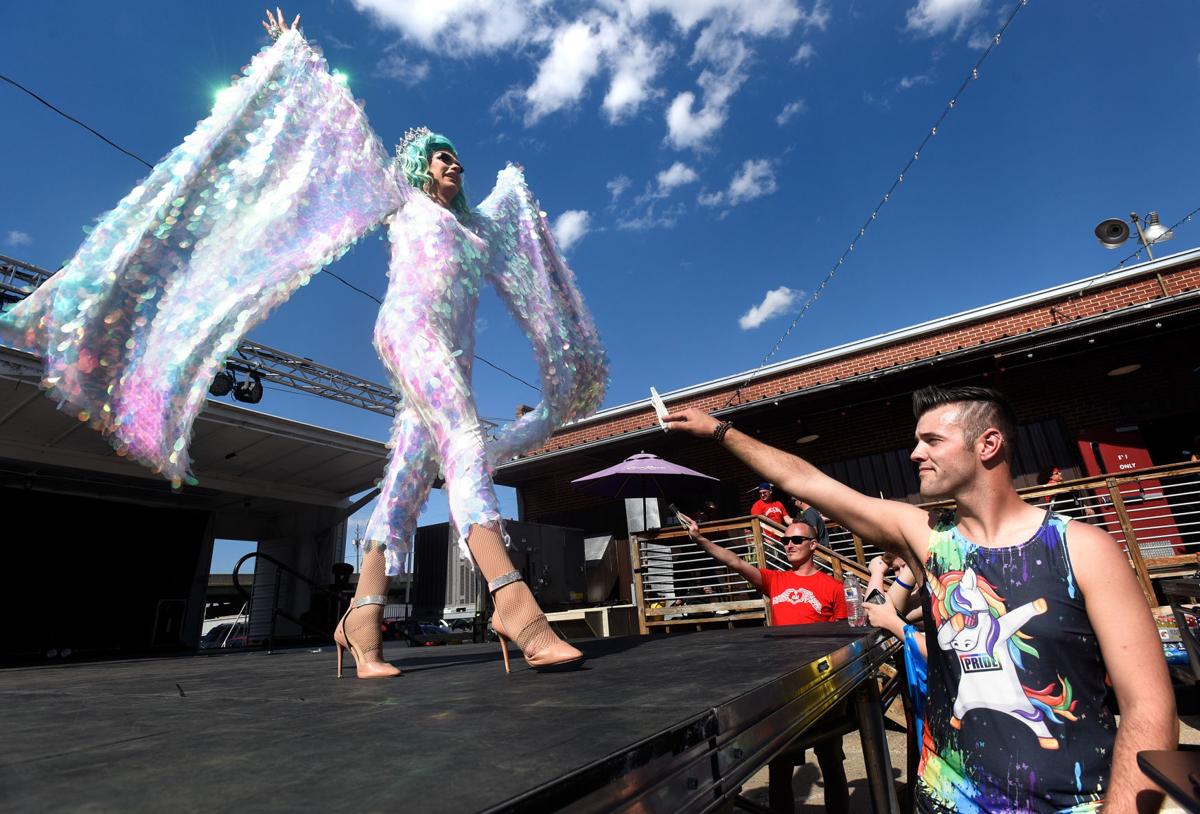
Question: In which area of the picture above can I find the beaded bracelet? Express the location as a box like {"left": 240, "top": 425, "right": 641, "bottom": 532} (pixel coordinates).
{"left": 713, "top": 420, "right": 733, "bottom": 442}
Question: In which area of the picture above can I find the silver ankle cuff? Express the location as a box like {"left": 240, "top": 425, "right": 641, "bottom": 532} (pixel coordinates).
{"left": 488, "top": 570, "right": 523, "bottom": 593}
{"left": 353, "top": 595, "right": 388, "bottom": 608}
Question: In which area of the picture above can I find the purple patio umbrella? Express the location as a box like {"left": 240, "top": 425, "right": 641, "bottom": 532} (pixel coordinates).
{"left": 571, "top": 452, "right": 719, "bottom": 529}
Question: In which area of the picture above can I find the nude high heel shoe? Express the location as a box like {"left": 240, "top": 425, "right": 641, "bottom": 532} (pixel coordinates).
{"left": 334, "top": 595, "right": 402, "bottom": 679}
{"left": 488, "top": 570, "right": 584, "bottom": 673}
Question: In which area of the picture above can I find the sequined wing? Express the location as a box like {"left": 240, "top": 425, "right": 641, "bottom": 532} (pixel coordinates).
{"left": 0, "top": 30, "right": 399, "bottom": 484}
{"left": 476, "top": 166, "right": 608, "bottom": 463}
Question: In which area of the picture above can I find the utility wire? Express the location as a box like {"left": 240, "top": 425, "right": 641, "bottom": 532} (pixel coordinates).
{"left": 1, "top": 72, "right": 154, "bottom": 170}
{"left": 316, "top": 271, "right": 542, "bottom": 393}
{"left": 724, "top": 0, "right": 1032, "bottom": 408}
{"left": 2, "top": 70, "right": 542, "bottom": 395}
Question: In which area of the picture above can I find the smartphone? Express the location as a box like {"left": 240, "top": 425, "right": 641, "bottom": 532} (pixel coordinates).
{"left": 650, "top": 387, "right": 668, "bottom": 431}
{"left": 667, "top": 503, "right": 690, "bottom": 527}
{"left": 865, "top": 588, "right": 887, "bottom": 605}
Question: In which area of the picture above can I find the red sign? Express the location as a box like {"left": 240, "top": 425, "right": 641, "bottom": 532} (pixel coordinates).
{"left": 1077, "top": 424, "right": 1183, "bottom": 557}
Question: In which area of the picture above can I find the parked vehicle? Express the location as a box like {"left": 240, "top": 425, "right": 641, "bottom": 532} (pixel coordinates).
{"left": 199, "top": 622, "right": 247, "bottom": 649}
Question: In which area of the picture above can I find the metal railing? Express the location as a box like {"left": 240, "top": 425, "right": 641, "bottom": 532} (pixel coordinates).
{"left": 631, "top": 461, "right": 1200, "bottom": 629}
{"left": 232, "top": 552, "right": 349, "bottom": 652}
{"left": 824, "top": 460, "right": 1200, "bottom": 605}
{"left": 631, "top": 515, "right": 872, "bottom": 633}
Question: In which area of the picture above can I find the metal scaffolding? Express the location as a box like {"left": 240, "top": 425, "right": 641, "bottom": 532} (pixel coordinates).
{"left": 0, "top": 254, "right": 411, "bottom": 418}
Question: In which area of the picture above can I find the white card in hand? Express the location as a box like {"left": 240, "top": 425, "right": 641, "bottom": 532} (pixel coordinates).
{"left": 650, "top": 387, "right": 668, "bottom": 431}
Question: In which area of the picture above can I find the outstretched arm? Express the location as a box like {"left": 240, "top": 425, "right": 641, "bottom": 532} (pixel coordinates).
{"left": 664, "top": 408, "right": 932, "bottom": 561}
{"left": 478, "top": 167, "right": 607, "bottom": 464}
{"left": 680, "top": 514, "right": 763, "bottom": 591}
{"left": 1068, "top": 521, "right": 1177, "bottom": 812}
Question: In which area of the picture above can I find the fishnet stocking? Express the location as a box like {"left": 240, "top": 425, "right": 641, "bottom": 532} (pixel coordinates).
{"left": 467, "top": 523, "right": 562, "bottom": 659}
{"left": 345, "top": 544, "right": 391, "bottom": 657}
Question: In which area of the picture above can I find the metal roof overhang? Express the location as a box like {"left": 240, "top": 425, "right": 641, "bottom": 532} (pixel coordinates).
{"left": 495, "top": 273, "right": 1200, "bottom": 483}
{"left": 0, "top": 345, "right": 387, "bottom": 511}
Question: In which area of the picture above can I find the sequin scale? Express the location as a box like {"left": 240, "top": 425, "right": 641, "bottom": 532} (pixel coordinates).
{"left": 0, "top": 30, "right": 607, "bottom": 574}
{"left": 0, "top": 30, "right": 398, "bottom": 485}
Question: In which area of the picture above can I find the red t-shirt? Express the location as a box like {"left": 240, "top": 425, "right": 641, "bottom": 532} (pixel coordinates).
{"left": 751, "top": 499, "right": 789, "bottom": 525}
{"left": 758, "top": 568, "right": 848, "bottom": 625}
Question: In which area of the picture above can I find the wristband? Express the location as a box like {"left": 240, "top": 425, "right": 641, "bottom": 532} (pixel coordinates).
{"left": 713, "top": 420, "right": 733, "bottom": 442}
{"left": 894, "top": 577, "right": 913, "bottom": 590}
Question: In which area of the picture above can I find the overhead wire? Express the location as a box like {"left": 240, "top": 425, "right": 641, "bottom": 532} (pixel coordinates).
{"left": 1115, "top": 207, "right": 1200, "bottom": 268}
{"left": 2, "top": 69, "right": 542, "bottom": 395}
{"left": 723, "top": 0, "right": 1033, "bottom": 408}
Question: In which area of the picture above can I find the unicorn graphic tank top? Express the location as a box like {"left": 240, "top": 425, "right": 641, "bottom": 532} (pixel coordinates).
{"left": 917, "top": 511, "right": 1116, "bottom": 813}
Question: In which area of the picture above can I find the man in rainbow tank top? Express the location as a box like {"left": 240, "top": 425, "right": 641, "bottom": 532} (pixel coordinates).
{"left": 665, "top": 385, "right": 1176, "bottom": 812}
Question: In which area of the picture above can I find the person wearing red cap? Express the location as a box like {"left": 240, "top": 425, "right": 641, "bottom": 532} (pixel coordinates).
{"left": 750, "top": 482, "right": 793, "bottom": 526}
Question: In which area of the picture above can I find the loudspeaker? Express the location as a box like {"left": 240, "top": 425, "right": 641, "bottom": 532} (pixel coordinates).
{"left": 412, "top": 523, "right": 450, "bottom": 620}
{"left": 503, "top": 521, "right": 586, "bottom": 609}
{"left": 1094, "top": 218, "right": 1129, "bottom": 249}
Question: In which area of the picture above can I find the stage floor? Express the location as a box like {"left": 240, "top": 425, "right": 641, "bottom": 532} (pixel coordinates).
{"left": 0, "top": 625, "right": 891, "bottom": 813}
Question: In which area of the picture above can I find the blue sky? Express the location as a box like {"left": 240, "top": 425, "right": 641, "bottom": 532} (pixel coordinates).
{"left": 3, "top": 2, "right": 1199, "bottom": 571}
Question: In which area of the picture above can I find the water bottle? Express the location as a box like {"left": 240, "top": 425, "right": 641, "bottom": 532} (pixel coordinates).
{"left": 843, "top": 574, "right": 865, "bottom": 627}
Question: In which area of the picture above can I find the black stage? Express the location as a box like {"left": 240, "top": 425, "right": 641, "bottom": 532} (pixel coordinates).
{"left": 0, "top": 625, "right": 898, "bottom": 813}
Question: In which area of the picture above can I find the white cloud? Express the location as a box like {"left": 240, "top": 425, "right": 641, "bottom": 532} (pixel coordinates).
{"left": 904, "top": 0, "right": 987, "bottom": 38}
{"left": 802, "top": 0, "right": 830, "bottom": 31}
{"left": 666, "top": 91, "right": 725, "bottom": 150}
{"left": 353, "top": 0, "right": 829, "bottom": 144}
{"left": 739, "top": 285, "right": 801, "bottom": 330}
{"left": 350, "top": 0, "right": 534, "bottom": 53}
{"left": 776, "top": 99, "right": 806, "bottom": 125}
{"left": 552, "top": 210, "right": 591, "bottom": 251}
{"left": 628, "top": 0, "right": 803, "bottom": 36}
{"left": 616, "top": 202, "right": 685, "bottom": 231}
{"left": 664, "top": 32, "right": 750, "bottom": 150}
{"left": 792, "top": 42, "right": 816, "bottom": 65}
{"left": 5, "top": 230, "right": 31, "bottom": 247}
{"left": 967, "top": 30, "right": 993, "bottom": 50}
{"left": 607, "top": 175, "right": 632, "bottom": 202}
{"left": 728, "top": 159, "right": 777, "bottom": 204}
{"left": 603, "top": 37, "right": 668, "bottom": 122}
{"left": 898, "top": 73, "right": 930, "bottom": 89}
{"left": 374, "top": 48, "right": 431, "bottom": 85}
{"left": 656, "top": 161, "right": 699, "bottom": 191}
{"left": 699, "top": 159, "right": 778, "bottom": 208}
{"left": 524, "top": 20, "right": 612, "bottom": 123}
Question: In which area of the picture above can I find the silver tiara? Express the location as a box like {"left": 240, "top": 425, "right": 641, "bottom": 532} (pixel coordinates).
{"left": 395, "top": 126, "right": 432, "bottom": 159}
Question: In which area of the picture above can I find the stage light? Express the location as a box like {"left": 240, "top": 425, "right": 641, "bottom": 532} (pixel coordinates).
{"left": 209, "top": 370, "right": 235, "bottom": 396}
{"left": 233, "top": 371, "right": 263, "bottom": 404}
{"left": 1141, "top": 212, "right": 1173, "bottom": 244}
{"left": 1094, "top": 219, "right": 1128, "bottom": 250}
{"left": 1093, "top": 211, "right": 1174, "bottom": 259}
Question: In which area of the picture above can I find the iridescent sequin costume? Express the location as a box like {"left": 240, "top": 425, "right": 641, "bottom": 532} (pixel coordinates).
{"left": 0, "top": 30, "right": 606, "bottom": 576}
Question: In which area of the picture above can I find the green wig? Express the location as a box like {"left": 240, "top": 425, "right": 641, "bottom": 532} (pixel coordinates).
{"left": 396, "top": 129, "right": 470, "bottom": 219}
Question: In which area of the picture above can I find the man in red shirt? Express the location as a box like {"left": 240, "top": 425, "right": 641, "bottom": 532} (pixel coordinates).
{"left": 750, "top": 482, "right": 793, "bottom": 526}
{"left": 681, "top": 514, "right": 849, "bottom": 811}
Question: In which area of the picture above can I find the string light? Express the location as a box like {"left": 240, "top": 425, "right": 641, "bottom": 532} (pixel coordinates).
{"left": 722, "top": 0, "right": 1033, "bottom": 408}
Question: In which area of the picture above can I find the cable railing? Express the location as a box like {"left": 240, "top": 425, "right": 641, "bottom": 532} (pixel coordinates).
{"left": 630, "top": 461, "right": 1200, "bottom": 630}
{"left": 819, "top": 459, "right": 1200, "bottom": 603}
{"left": 632, "top": 515, "right": 873, "bottom": 633}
